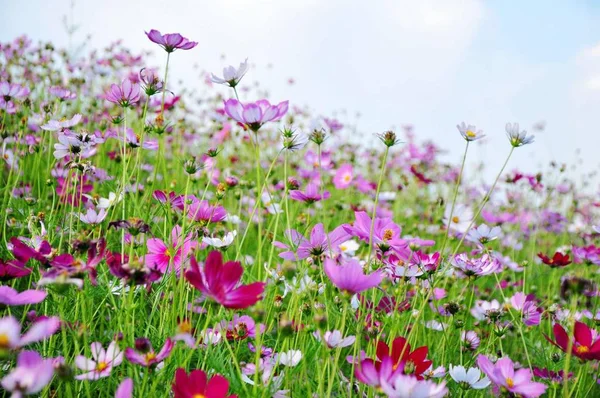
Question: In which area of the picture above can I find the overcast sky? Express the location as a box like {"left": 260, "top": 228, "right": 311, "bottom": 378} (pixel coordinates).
{"left": 3, "top": 0, "right": 600, "bottom": 186}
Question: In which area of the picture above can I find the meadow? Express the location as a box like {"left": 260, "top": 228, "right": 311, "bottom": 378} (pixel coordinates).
{"left": 0, "top": 31, "right": 599, "bottom": 397}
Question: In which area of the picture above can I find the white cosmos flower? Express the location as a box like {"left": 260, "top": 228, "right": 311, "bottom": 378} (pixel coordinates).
{"left": 41, "top": 114, "right": 82, "bottom": 131}
{"left": 338, "top": 239, "right": 359, "bottom": 256}
{"left": 449, "top": 365, "right": 490, "bottom": 389}
{"left": 313, "top": 330, "right": 355, "bottom": 348}
{"left": 97, "top": 192, "right": 123, "bottom": 209}
{"left": 210, "top": 58, "right": 249, "bottom": 87}
{"left": 456, "top": 122, "right": 485, "bottom": 142}
{"left": 202, "top": 230, "right": 237, "bottom": 248}
{"left": 381, "top": 374, "right": 448, "bottom": 398}
{"left": 444, "top": 204, "right": 473, "bottom": 234}
{"left": 278, "top": 350, "right": 302, "bottom": 367}
{"left": 262, "top": 192, "right": 283, "bottom": 214}
{"left": 466, "top": 224, "right": 502, "bottom": 245}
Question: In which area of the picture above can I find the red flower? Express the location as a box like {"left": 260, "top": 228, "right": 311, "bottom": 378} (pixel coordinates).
{"left": 537, "top": 251, "right": 571, "bottom": 267}
{"left": 185, "top": 251, "right": 265, "bottom": 309}
{"left": 172, "top": 368, "right": 237, "bottom": 398}
{"left": 544, "top": 321, "right": 600, "bottom": 361}
{"left": 376, "top": 336, "right": 432, "bottom": 379}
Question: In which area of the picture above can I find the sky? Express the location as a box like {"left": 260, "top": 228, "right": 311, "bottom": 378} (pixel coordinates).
{"left": 2, "top": 0, "right": 600, "bottom": 186}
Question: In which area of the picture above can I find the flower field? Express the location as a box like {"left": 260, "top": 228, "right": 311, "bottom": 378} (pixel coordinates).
{"left": 1, "top": 31, "right": 600, "bottom": 397}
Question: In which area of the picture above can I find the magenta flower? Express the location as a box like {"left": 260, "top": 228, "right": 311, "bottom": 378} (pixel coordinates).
{"left": 0, "top": 316, "right": 60, "bottom": 351}
{"left": 145, "top": 29, "right": 198, "bottom": 53}
{"left": 145, "top": 226, "right": 194, "bottom": 273}
{"left": 185, "top": 251, "right": 265, "bottom": 309}
{"left": 185, "top": 198, "right": 227, "bottom": 224}
{"left": 105, "top": 79, "right": 141, "bottom": 108}
{"left": 223, "top": 98, "right": 289, "bottom": 132}
{"left": 0, "top": 258, "right": 32, "bottom": 280}
{"left": 75, "top": 341, "right": 123, "bottom": 380}
{"left": 0, "top": 286, "right": 46, "bottom": 306}
{"left": 125, "top": 338, "right": 174, "bottom": 368}
{"left": 1, "top": 350, "right": 54, "bottom": 396}
{"left": 324, "top": 257, "right": 384, "bottom": 294}
{"left": 477, "top": 355, "right": 546, "bottom": 397}
{"left": 333, "top": 164, "right": 354, "bottom": 189}
{"left": 451, "top": 253, "right": 502, "bottom": 278}
{"left": 115, "top": 378, "right": 133, "bottom": 398}
{"left": 343, "top": 211, "right": 408, "bottom": 255}
{"left": 289, "top": 183, "right": 330, "bottom": 204}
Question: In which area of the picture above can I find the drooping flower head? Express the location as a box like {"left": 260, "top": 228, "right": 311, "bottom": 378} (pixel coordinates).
{"left": 145, "top": 29, "right": 198, "bottom": 53}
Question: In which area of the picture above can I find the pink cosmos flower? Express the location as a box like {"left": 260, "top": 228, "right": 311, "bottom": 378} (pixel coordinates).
{"left": 49, "top": 86, "right": 77, "bottom": 100}
{"left": 273, "top": 223, "right": 349, "bottom": 261}
{"left": 145, "top": 226, "right": 194, "bottom": 273}
{"left": 40, "top": 114, "right": 82, "bottom": 131}
{"left": 289, "top": 183, "right": 330, "bottom": 204}
{"left": 1, "top": 350, "right": 54, "bottom": 396}
{"left": 115, "top": 378, "right": 133, "bottom": 398}
{"left": 105, "top": 79, "right": 141, "bottom": 108}
{"left": 223, "top": 98, "right": 288, "bottom": 132}
{"left": 333, "top": 164, "right": 354, "bottom": 189}
{"left": 145, "top": 29, "right": 198, "bottom": 53}
{"left": 0, "top": 316, "right": 60, "bottom": 351}
{"left": 78, "top": 207, "right": 108, "bottom": 225}
{"left": 343, "top": 211, "right": 409, "bottom": 255}
{"left": 381, "top": 375, "right": 448, "bottom": 398}
{"left": 185, "top": 251, "right": 265, "bottom": 309}
{"left": 0, "top": 81, "right": 29, "bottom": 113}
{"left": 184, "top": 198, "right": 227, "bottom": 224}
{"left": 0, "top": 286, "right": 46, "bottom": 306}
{"left": 324, "top": 257, "right": 384, "bottom": 294}
{"left": 172, "top": 368, "right": 237, "bottom": 398}
{"left": 124, "top": 338, "right": 174, "bottom": 368}
{"left": 477, "top": 355, "right": 546, "bottom": 397}
{"left": 314, "top": 330, "right": 356, "bottom": 348}
{"left": 75, "top": 341, "right": 123, "bottom": 380}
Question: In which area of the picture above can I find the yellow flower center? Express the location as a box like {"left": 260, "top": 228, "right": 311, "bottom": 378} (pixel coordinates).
{"left": 383, "top": 229, "right": 394, "bottom": 241}
{"left": 452, "top": 216, "right": 460, "bottom": 224}
{"left": 96, "top": 361, "right": 109, "bottom": 372}
{"left": 0, "top": 333, "right": 10, "bottom": 348}
{"left": 164, "top": 248, "right": 172, "bottom": 257}
{"left": 466, "top": 130, "right": 476, "bottom": 138}
{"left": 343, "top": 174, "right": 351, "bottom": 183}
{"left": 145, "top": 352, "right": 157, "bottom": 363}
{"left": 576, "top": 345, "right": 590, "bottom": 354}
{"left": 193, "top": 395, "right": 205, "bottom": 398}
{"left": 506, "top": 377, "right": 514, "bottom": 388}
{"left": 178, "top": 320, "right": 192, "bottom": 334}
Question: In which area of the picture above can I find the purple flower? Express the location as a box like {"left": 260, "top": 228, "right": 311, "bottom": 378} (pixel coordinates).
{"left": 49, "top": 86, "right": 77, "bottom": 100}
{"left": 139, "top": 68, "right": 164, "bottom": 96}
{"left": 0, "top": 316, "right": 60, "bottom": 351}
{"left": 342, "top": 211, "right": 409, "bottom": 255}
{"left": 0, "top": 81, "right": 29, "bottom": 114}
{"left": 1, "top": 350, "right": 54, "bottom": 395}
{"left": 145, "top": 29, "right": 197, "bottom": 53}
{"left": 273, "top": 223, "right": 349, "bottom": 261}
{"left": 0, "top": 258, "right": 32, "bottom": 281}
{"left": 289, "top": 183, "right": 330, "bottom": 204}
{"left": 185, "top": 198, "right": 227, "bottom": 224}
{"left": 0, "top": 286, "right": 47, "bottom": 306}
{"left": 75, "top": 341, "right": 123, "bottom": 380}
{"left": 105, "top": 79, "right": 141, "bottom": 108}
{"left": 223, "top": 98, "right": 289, "bottom": 132}
{"left": 78, "top": 208, "right": 108, "bottom": 225}
{"left": 40, "top": 114, "right": 82, "bottom": 131}
{"left": 124, "top": 338, "right": 173, "bottom": 368}
{"left": 477, "top": 355, "right": 546, "bottom": 397}
{"left": 451, "top": 253, "right": 502, "bottom": 278}
{"left": 333, "top": 164, "right": 354, "bottom": 189}
{"left": 324, "top": 257, "right": 384, "bottom": 294}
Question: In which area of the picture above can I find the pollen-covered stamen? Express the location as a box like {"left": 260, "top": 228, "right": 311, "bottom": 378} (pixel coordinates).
{"left": 452, "top": 216, "right": 460, "bottom": 224}
{"left": 383, "top": 228, "right": 394, "bottom": 241}
{"left": 506, "top": 377, "right": 514, "bottom": 388}
{"left": 96, "top": 361, "right": 109, "bottom": 372}
{"left": 0, "top": 333, "right": 10, "bottom": 348}
{"left": 466, "top": 130, "right": 477, "bottom": 138}
{"left": 144, "top": 352, "right": 157, "bottom": 364}
{"left": 576, "top": 345, "right": 590, "bottom": 354}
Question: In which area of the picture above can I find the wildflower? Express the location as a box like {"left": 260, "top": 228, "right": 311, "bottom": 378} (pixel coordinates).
{"left": 466, "top": 224, "right": 502, "bottom": 245}
{"left": 145, "top": 29, "right": 198, "bottom": 53}
{"left": 172, "top": 368, "right": 237, "bottom": 398}
{"left": 145, "top": 226, "right": 193, "bottom": 273}
{"left": 97, "top": 192, "right": 123, "bottom": 209}
{"left": 342, "top": 211, "right": 408, "bottom": 255}
{"left": 49, "top": 86, "right": 77, "bottom": 100}
{"left": 333, "top": 164, "right": 354, "bottom": 190}
{"left": 477, "top": 355, "right": 547, "bottom": 397}
{"left": 223, "top": 98, "right": 289, "bottom": 132}
{"left": 0, "top": 258, "right": 32, "bottom": 281}
{"left": 211, "top": 58, "right": 249, "bottom": 88}
{"left": 105, "top": 79, "right": 141, "bottom": 108}
{"left": 115, "top": 378, "right": 133, "bottom": 398}
{"left": 139, "top": 68, "right": 164, "bottom": 96}
{"left": 456, "top": 122, "right": 485, "bottom": 142}
{"left": 444, "top": 204, "right": 473, "bottom": 234}
{"left": 261, "top": 192, "right": 283, "bottom": 214}
{"left": 544, "top": 321, "right": 600, "bottom": 361}
{"left": 0, "top": 316, "right": 60, "bottom": 354}
{"left": 185, "top": 251, "right": 265, "bottom": 309}
{"left": 185, "top": 198, "right": 227, "bottom": 224}
{"left": 202, "top": 230, "right": 237, "bottom": 248}
{"left": 289, "top": 183, "right": 330, "bottom": 204}
{"left": 461, "top": 331, "right": 480, "bottom": 350}
{"left": 449, "top": 365, "right": 490, "bottom": 390}
{"left": 125, "top": 338, "right": 173, "bottom": 368}
{"left": 452, "top": 254, "right": 502, "bottom": 278}
{"left": 75, "top": 341, "right": 123, "bottom": 380}
{"left": 537, "top": 251, "right": 571, "bottom": 267}
{"left": 1, "top": 350, "right": 54, "bottom": 396}
{"left": 506, "top": 122, "right": 535, "bottom": 147}
{"left": 377, "top": 130, "right": 401, "bottom": 147}
{"left": 324, "top": 257, "right": 383, "bottom": 294}
{"left": 40, "top": 114, "right": 82, "bottom": 131}
{"left": 218, "top": 315, "right": 263, "bottom": 340}
{"left": 380, "top": 374, "right": 448, "bottom": 397}
{"left": 314, "top": 330, "right": 355, "bottom": 348}
{"left": 0, "top": 286, "right": 46, "bottom": 306}
{"left": 376, "top": 336, "right": 432, "bottom": 379}
{"left": 532, "top": 368, "right": 572, "bottom": 383}
{"left": 278, "top": 350, "right": 302, "bottom": 367}
{"left": 53, "top": 132, "right": 86, "bottom": 159}
{"left": 281, "top": 129, "right": 308, "bottom": 152}
{"left": 0, "top": 81, "right": 29, "bottom": 113}
{"left": 78, "top": 207, "right": 108, "bottom": 225}
{"left": 471, "top": 300, "right": 502, "bottom": 321}
{"left": 510, "top": 293, "right": 541, "bottom": 326}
